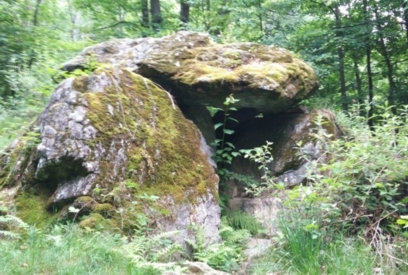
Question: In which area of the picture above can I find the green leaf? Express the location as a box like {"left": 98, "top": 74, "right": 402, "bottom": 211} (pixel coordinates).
{"left": 227, "top": 117, "right": 239, "bottom": 123}
{"left": 214, "top": 123, "right": 223, "bottom": 130}
{"left": 223, "top": 129, "right": 234, "bottom": 135}
{"left": 213, "top": 139, "right": 222, "bottom": 145}
{"left": 397, "top": 219, "right": 407, "bottom": 225}
{"left": 225, "top": 142, "right": 235, "bottom": 148}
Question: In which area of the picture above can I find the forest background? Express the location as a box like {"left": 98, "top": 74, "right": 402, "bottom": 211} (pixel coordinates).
{"left": 2, "top": 0, "right": 408, "bottom": 274}
{"left": 2, "top": 0, "right": 408, "bottom": 124}
{"left": 1, "top": 0, "right": 407, "bottom": 144}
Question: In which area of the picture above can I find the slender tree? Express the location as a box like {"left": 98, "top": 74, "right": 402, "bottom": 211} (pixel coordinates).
{"left": 150, "top": 0, "right": 162, "bottom": 31}
{"left": 333, "top": 3, "right": 348, "bottom": 111}
{"left": 141, "top": 0, "right": 149, "bottom": 28}
{"left": 180, "top": 0, "right": 190, "bottom": 25}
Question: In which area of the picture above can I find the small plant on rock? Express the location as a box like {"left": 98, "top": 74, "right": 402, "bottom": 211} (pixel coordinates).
{"left": 241, "top": 140, "right": 279, "bottom": 196}
{"left": 210, "top": 94, "right": 242, "bottom": 183}
{"left": 187, "top": 219, "right": 250, "bottom": 272}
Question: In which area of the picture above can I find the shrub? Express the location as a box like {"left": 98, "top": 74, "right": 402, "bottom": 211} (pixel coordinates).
{"left": 287, "top": 105, "right": 408, "bottom": 237}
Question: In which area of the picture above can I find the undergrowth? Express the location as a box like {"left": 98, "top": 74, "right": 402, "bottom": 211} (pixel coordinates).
{"left": 0, "top": 224, "right": 161, "bottom": 275}
{"left": 226, "top": 211, "right": 265, "bottom": 236}
{"left": 186, "top": 217, "right": 250, "bottom": 272}
{"left": 0, "top": 205, "right": 250, "bottom": 274}
{"left": 249, "top": 104, "right": 408, "bottom": 274}
{"left": 250, "top": 207, "right": 408, "bottom": 275}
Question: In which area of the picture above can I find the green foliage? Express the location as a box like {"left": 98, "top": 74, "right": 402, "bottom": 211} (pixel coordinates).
{"left": 0, "top": 224, "right": 163, "bottom": 274}
{"left": 120, "top": 229, "right": 183, "bottom": 272}
{"left": 211, "top": 95, "right": 263, "bottom": 192}
{"left": 397, "top": 215, "right": 408, "bottom": 229}
{"left": 245, "top": 104, "right": 408, "bottom": 274}
{"left": 287, "top": 105, "right": 408, "bottom": 234}
{"left": 251, "top": 230, "right": 401, "bottom": 274}
{"left": 59, "top": 54, "right": 102, "bottom": 79}
{"left": 274, "top": 210, "right": 323, "bottom": 274}
{"left": 212, "top": 94, "right": 241, "bottom": 177}
{"left": 187, "top": 219, "right": 250, "bottom": 272}
{"left": 0, "top": 214, "right": 29, "bottom": 239}
{"left": 250, "top": 207, "right": 408, "bottom": 275}
{"left": 226, "top": 211, "right": 264, "bottom": 236}
{"left": 241, "top": 141, "right": 280, "bottom": 196}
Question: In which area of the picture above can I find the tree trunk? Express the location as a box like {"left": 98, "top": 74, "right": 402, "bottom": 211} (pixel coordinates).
{"left": 67, "top": 0, "right": 80, "bottom": 42}
{"left": 374, "top": 8, "right": 397, "bottom": 112}
{"left": 180, "top": 0, "right": 190, "bottom": 25}
{"left": 141, "top": 0, "right": 149, "bottom": 28}
{"left": 334, "top": 4, "right": 348, "bottom": 111}
{"left": 150, "top": 0, "right": 162, "bottom": 31}
{"left": 363, "top": 0, "right": 374, "bottom": 129}
{"left": 201, "top": 0, "right": 211, "bottom": 30}
{"left": 32, "top": 0, "right": 42, "bottom": 26}
{"left": 403, "top": 0, "right": 408, "bottom": 48}
{"left": 258, "top": 0, "right": 263, "bottom": 32}
{"left": 353, "top": 59, "right": 363, "bottom": 107}
{"left": 28, "top": 0, "right": 43, "bottom": 68}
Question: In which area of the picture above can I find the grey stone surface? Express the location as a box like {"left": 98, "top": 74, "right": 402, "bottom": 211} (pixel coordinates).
{"left": 244, "top": 238, "right": 273, "bottom": 259}
{"left": 228, "top": 191, "right": 288, "bottom": 236}
{"left": 182, "top": 261, "right": 231, "bottom": 275}
{"left": 0, "top": 68, "right": 221, "bottom": 246}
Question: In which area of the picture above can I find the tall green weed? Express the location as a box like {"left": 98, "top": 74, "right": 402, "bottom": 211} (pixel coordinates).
{"left": 289, "top": 104, "right": 408, "bottom": 235}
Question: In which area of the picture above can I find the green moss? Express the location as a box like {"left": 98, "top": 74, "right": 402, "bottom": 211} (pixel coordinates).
{"left": 160, "top": 43, "right": 318, "bottom": 99}
{"left": 15, "top": 189, "right": 54, "bottom": 227}
{"left": 72, "top": 76, "right": 89, "bottom": 93}
{"left": 75, "top": 196, "right": 94, "bottom": 204}
{"left": 177, "top": 62, "right": 240, "bottom": 85}
{"left": 0, "top": 136, "right": 38, "bottom": 188}
{"left": 221, "top": 49, "right": 242, "bottom": 60}
{"left": 1, "top": 67, "right": 218, "bottom": 232}
{"left": 94, "top": 203, "right": 114, "bottom": 217}
{"left": 79, "top": 69, "right": 217, "bottom": 209}
{"left": 79, "top": 213, "right": 113, "bottom": 229}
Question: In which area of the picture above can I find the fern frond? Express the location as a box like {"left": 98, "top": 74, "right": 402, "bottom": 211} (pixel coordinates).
{"left": 153, "top": 242, "right": 183, "bottom": 262}
{"left": 120, "top": 229, "right": 182, "bottom": 264}
{"left": 0, "top": 230, "right": 21, "bottom": 239}
{"left": 226, "top": 211, "right": 264, "bottom": 235}
{"left": 0, "top": 214, "right": 29, "bottom": 229}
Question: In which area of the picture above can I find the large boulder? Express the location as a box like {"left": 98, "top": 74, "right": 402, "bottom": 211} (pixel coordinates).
{"left": 0, "top": 68, "right": 220, "bottom": 245}
{"left": 63, "top": 32, "right": 318, "bottom": 113}
{"left": 1, "top": 31, "right": 326, "bottom": 243}
{"left": 61, "top": 31, "right": 319, "bottom": 145}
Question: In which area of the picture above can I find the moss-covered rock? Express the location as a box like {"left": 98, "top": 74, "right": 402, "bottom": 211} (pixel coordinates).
{"left": 61, "top": 32, "right": 318, "bottom": 147}
{"left": 62, "top": 32, "right": 317, "bottom": 114}
{"left": 138, "top": 42, "right": 318, "bottom": 114}
{"left": 1, "top": 31, "right": 327, "bottom": 242}
{"left": 0, "top": 68, "right": 220, "bottom": 245}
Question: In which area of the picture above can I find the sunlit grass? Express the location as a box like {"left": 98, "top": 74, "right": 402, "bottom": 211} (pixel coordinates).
{"left": 249, "top": 211, "right": 408, "bottom": 275}
{"left": 0, "top": 225, "right": 160, "bottom": 275}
